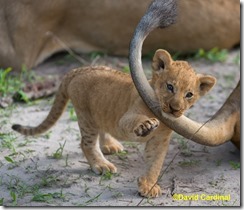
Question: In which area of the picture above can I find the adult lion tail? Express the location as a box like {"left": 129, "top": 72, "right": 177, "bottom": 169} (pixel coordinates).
{"left": 129, "top": 0, "right": 177, "bottom": 111}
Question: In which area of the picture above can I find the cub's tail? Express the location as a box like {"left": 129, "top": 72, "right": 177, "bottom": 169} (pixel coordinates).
{"left": 12, "top": 82, "right": 69, "bottom": 136}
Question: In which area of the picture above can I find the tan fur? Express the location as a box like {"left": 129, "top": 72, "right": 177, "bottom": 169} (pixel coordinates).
{"left": 12, "top": 49, "right": 216, "bottom": 198}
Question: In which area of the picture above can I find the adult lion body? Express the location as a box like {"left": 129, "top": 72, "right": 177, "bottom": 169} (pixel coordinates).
{"left": 0, "top": 0, "right": 240, "bottom": 70}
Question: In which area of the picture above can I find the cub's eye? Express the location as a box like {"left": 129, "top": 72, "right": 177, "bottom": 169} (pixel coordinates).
{"left": 186, "top": 92, "right": 193, "bottom": 99}
{"left": 166, "top": 84, "right": 174, "bottom": 93}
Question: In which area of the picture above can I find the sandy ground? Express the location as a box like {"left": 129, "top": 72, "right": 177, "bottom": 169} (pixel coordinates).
{"left": 0, "top": 49, "right": 241, "bottom": 207}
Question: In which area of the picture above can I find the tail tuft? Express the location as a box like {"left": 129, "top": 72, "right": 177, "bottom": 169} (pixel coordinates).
{"left": 12, "top": 124, "right": 21, "bottom": 132}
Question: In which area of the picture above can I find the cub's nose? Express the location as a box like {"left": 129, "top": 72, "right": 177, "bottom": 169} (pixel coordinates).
{"left": 169, "top": 104, "right": 180, "bottom": 113}
{"left": 169, "top": 104, "right": 182, "bottom": 118}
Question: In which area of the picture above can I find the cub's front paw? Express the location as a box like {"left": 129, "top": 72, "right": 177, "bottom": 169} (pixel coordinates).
{"left": 134, "top": 118, "right": 159, "bottom": 137}
{"left": 138, "top": 177, "right": 162, "bottom": 198}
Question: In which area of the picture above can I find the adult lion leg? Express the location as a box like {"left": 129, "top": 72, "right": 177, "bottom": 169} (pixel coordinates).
{"left": 99, "top": 133, "right": 124, "bottom": 155}
{"left": 138, "top": 130, "right": 172, "bottom": 198}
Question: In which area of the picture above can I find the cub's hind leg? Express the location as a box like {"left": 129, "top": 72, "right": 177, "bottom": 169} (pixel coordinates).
{"left": 99, "top": 133, "right": 124, "bottom": 155}
{"left": 78, "top": 121, "right": 117, "bottom": 175}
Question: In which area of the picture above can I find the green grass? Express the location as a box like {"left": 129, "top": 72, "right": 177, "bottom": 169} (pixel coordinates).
{"left": 9, "top": 191, "right": 17, "bottom": 206}
{"left": 143, "top": 47, "right": 229, "bottom": 63}
{"left": 0, "top": 66, "right": 33, "bottom": 97}
{"left": 172, "top": 47, "right": 229, "bottom": 62}
{"left": 0, "top": 197, "right": 4, "bottom": 206}
{"left": 12, "top": 90, "right": 29, "bottom": 103}
{"left": 89, "top": 51, "right": 105, "bottom": 60}
{"left": 2, "top": 172, "right": 68, "bottom": 205}
{"left": 0, "top": 67, "right": 12, "bottom": 94}
{"left": 68, "top": 106, "right": 78, "bottom": 121}
{"left": 3, "top": 175, "right": 35, "bottom": 205}
{"left": 4, "top": 152, "right": 26, "bottom": 169}
{"left": 42, "top": 131, "right": 52, "bottom": 140}
{"left": 0, "top": 105, "right": 14, "bottom": 119}
{"left": 122, "top": 66, "right": 130, "bottom": 73}
{"left": 32, "top": 190, "right": 66, "bottom": 202}
{"left": 0, "top": 132, "right": 17, "bottom": 152}
{"left": 0, "top": 68, "right": 21, "bottom": 97}
{"left": 0, "top": 66, "right": 42, "bottom": 104}
{"left": 4, "top": 156, "right": 15, "bottom": 164}
{"left": 114, "top": 150, "right": 128, "bottom": 160}
{"left": 229, "top": 161, "right": 240, "bottom": 170}
{"left": 52, "top": 141, "right": 66, "bottom": 159}
{"left": 76, "top": 191, "right": 103, "bottom": 206}
{"left": 99, "top": 171, "right": 115, "bottom": 185}
{"left": 178, "top": 159, "right": 200, "bottom": 167}
{"left": 194, "top": 47, "right": 228, "bottom": 62}
{"left": 177, "top": 138, "right": 192, "bottom": 157}
{"left": 100, "top": 171, "right": 113, "bottom": 181}
{"left": 41, "top": 175, "right": 59, "bottom": 187}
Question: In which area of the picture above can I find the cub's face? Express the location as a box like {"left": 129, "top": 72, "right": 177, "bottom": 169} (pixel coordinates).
{"left": 151, "top": 50, "right": 216, "bottom": 118}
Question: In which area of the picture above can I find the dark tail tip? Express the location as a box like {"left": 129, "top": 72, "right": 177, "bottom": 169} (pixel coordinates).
{"left": 12, "top": 124, "right": 21, "bottom": 131}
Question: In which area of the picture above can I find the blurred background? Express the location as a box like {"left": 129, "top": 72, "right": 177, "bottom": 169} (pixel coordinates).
{"left": 0, "top": 0, "right": 240, "bottom": 71}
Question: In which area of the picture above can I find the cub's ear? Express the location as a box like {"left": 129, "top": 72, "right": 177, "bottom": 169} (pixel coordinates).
{"left": 198, "top": 74, "right": 217, "bottom": 96}
{"left": 152, "top": 49, "right": 173, "bottom": 72}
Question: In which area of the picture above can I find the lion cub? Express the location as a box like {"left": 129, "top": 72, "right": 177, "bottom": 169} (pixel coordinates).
{"left": 12, "top": 49, "right": 216, "bottom": 197}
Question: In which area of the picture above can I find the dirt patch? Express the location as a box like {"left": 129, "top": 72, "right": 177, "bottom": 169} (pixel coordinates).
{"left": 0, "top": 49, "right": 240, "bottom": 207}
